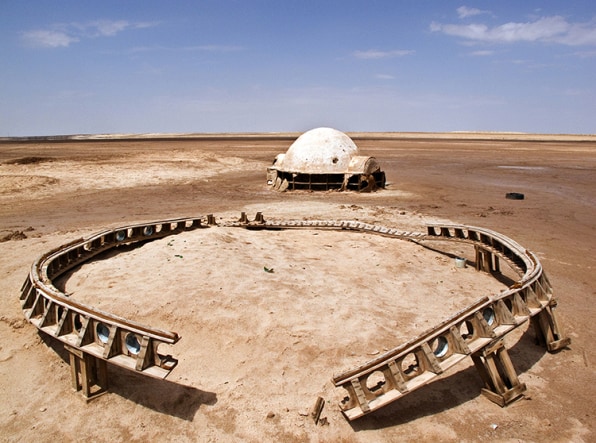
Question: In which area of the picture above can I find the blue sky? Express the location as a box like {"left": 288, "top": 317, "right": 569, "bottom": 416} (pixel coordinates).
{"left": 2, "top": 1, "right": 595, "bottom": 136}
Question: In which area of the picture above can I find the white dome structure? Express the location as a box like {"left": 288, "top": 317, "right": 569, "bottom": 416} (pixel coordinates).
{"left": 282, "top": 127, "right": 359, "bottom": 174}
{"left": 267, "top": 127, "right": 385, "bottom": 192}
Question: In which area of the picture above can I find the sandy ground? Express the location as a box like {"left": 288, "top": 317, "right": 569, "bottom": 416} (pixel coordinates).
{"left": 0, "top": 134, "right": 594, "bottom": 442}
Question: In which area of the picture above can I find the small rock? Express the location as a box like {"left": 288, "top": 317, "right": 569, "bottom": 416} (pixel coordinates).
{"left": 10, "top": 319, "right": 25, "bottom": 330}
{"left": 39, "top": 407, "right": 46, "bottom": 413}
{"left": 0, "top": 231, "right": 27, "bottom": 242}
{"left": 266, "top": 411, "right": 275, "bottom": 419}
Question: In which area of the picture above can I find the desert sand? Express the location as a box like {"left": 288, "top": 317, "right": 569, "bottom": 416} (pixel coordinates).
{"left": 0, "top": 134, "right": 594, "bottom": 442}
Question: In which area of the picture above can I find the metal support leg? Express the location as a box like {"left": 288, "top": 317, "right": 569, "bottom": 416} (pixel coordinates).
{"left": 65, "top": 344, "right": 109, "bottom": 401}
{"left": 531, "top": 300, "right": 571, "bottom": 352}
{"left": 472, "top": 340, "right": 526, "bottom": 407}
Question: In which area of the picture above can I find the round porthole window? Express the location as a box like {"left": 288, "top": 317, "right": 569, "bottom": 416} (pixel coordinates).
{"left": 73, "top": 314, "right": 83, "bottom": 332}
{"left": 483, "top": 307, "right": 496, "bottom": 326}
{"left": 431, "top": 336, "right": 449, "bottom": 358}
{"left": 116, "top": 230, "right": 126, "bottom": 241}
{"left": 96, "top": 323, "right": 110, "bottom": 344}
{"left": 125, "top": 333, "right": 141, "bottom": 355}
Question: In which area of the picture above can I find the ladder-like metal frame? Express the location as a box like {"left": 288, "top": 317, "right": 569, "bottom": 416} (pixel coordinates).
{"left": 20, "top": 213, "right": 569, "bottom": 414}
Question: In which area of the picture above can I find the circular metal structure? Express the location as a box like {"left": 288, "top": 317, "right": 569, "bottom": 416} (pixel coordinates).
{"left": 19, "top": 212, "right": 570, "bottom": 420}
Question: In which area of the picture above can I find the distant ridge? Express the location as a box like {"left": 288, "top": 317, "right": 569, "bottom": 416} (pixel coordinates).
{"left": 1, "top": 131, "right": 595, "bottom": 143}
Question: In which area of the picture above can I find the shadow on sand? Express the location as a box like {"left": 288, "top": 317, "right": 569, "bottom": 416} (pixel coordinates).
{"left": 415, "top": 241, "right": 518, "bottom": 287}
{"left": 347, "top": 328, "right": 551, "bottom": 431}
{"left": 39, "top": 333, "right": 217, "bottom": 421}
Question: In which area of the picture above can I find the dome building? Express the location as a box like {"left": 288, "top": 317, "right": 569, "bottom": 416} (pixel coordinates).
{"left": 267, "top": 127, "right": 385, "bottom": 192}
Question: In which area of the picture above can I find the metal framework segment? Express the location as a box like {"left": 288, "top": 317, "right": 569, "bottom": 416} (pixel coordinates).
{"left": 237, "top": 216, "right": 571, "bottom": 420}
{"left": 20, "top": 213, "right": 569, "bottom": 416}
{"left": 20, "top": 216, "right": 208, "bottom": 385}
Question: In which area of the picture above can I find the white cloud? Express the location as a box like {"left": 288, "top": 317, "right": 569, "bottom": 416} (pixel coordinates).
{"left": 469, "top": 50, "right": 494, "bottom": 56}
{"left": 431, "top": 15, "right": 596, "bottom": 46}
{"left": 573, "top": 50, "right": 596, "bottom": 58}
{"left": 22, "top": 29, "right": 79, "bottom": 48}
{"left": 353, "top": 49, "right": 414, "bottom": 59}
{"left": 562, "top": 20, "right": 596, "bottom": 45}
{"left": 89, "top": 20, "right": 131, "bottom": 36}
{"left": 21, "top": 20, "right": 158, "bottom": 48}
{"left": 457, "top": 6, "right": 489, "bottom": 19}
{"left": 375, "top": 74, "right": 395, "bottom": 80}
